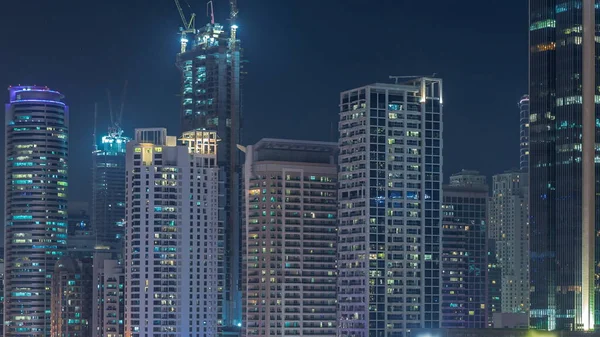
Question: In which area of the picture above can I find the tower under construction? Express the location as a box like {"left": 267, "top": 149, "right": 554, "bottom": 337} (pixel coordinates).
{"left": 174, "top": 0, "right": 243, "bottom": 331}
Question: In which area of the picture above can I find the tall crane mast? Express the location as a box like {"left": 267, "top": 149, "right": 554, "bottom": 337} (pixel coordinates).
{"left": 229, "top": 0, "right": 239, "bottom": 50}
{"left": 174, "top": 0, "right": 196, "bottom": 53}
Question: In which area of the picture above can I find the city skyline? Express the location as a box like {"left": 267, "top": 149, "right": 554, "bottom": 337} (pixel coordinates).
{"left": 0, "top": 1, "right": 566, "bottom": 337}
{"left": 0, "top": 0, "right": 528, "bottom": 205}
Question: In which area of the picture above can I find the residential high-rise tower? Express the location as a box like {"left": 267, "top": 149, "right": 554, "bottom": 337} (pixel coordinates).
{"left": 50, "top": 257, "right": 93, "bottom": 337}
{"left": 441, "top": 170, "right": 489, "bottom": 328}
{"left": 337, "top": 77, "right": 443, "bottom": 337}
{"left": 529, "top": 1, "right": 597, "bottom": 330}
{"left": 124, "top": 128, "right": 219, "bottom": 337}
{"left": 4, "top": 86, "right": 69, "bottom": 337}
{"left": 241, "top": 139, "right": 338, "bottom": 337}
{"left": 489, "top": 171, "right": 529, "bottom": 314}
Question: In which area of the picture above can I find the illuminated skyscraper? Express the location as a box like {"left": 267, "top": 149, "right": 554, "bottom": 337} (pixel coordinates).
{"left": 4, "top": 86, "right": 69, "bottom": 337}
{"left": 176, "top": 16, "right": 243, "bottom": 329}
{"left": 529, "top": 0, "right": 597, "bottom": 331}
{"left": 241, "top": 139, "right": 338, "bottom": 337}
{"left": 92, "top": 128, "right": 129, "bottom": 250}
{"left": 489, "top": 171, "right": 529, "bottom": 314}
{"left": 441, "top": 170, "right": 489, "bottom": 328}
{"left": 50, "top": 257, "right": 93, "bottom": 337}
{"left": 337, "top": 77, "right": 443, "bottom": 337}
{"left": 124, "top": 128, "right": 219, "bottom": 337}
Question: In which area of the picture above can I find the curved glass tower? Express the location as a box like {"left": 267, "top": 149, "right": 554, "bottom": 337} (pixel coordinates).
{"left": 4, "top": 86, "right": 68, "bottom": 337}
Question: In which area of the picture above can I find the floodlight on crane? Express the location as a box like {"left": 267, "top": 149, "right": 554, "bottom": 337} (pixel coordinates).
{"left": 174, "top": 0, "right": 196, "bottom": 53}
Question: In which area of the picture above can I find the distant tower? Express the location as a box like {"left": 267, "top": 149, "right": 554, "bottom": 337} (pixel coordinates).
{"left": 123, "top": 128, "right": 220, "bottom": 337}
{"left": 441, "top": 170, "right": 489, "bottom": 328}
{"left": 92, "top": 253, "right": 124, "bottom": 337}
{"left": 175, "top": 1, "right": 243, "bottom": 328}
{"left": 50, "top": 257, "right": 93, "bottom": 337}
{"left": 92, "top": 86, "right": 130, "bottom": 251}
{"left": 489, "top": 171, "right": 529, "bottom": 314}
{"left": 92, "top": 127, "right": 129, "bottom": 250}
{"left": 4, "top": 86, "right": 69, "bottom": 337}
{"left": 518, "top": 95, "right": 529, "bottom": 172}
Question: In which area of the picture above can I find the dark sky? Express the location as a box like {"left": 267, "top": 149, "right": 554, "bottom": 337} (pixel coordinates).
{"left": 0, "top": 0, "right": 528, "bottom": 203}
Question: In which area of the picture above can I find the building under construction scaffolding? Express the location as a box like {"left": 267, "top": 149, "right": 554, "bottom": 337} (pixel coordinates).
{"left": 175, "top": 1, "right": 243, "bottom": 331}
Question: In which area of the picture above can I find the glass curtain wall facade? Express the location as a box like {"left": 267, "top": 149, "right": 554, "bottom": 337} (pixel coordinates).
{"left": 519, "top": 95, "right": 530, "bottom": 173}
{"left": 4, "top": 86, "right": 69, "bottom": 337}
{"left": 529, "top": 0, "right": 600, "bottom": 331}
{"left": 176, "top": 22, "right": 243, "bottom": 329}
{"left": 440, "top": 170, "right": 489, "bottom": 329}
{"left": 92, "top": 132, "right": 129, "bottom": 250}
{"left": 337, "top": 78, "right": 443, "bottom": 337}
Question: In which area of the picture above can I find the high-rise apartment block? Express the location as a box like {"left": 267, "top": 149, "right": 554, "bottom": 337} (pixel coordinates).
{"left": 241, "top": 139, "right": 338, "bottom": 337}
{"left": 529, "top": 1, "right": 597, "bottom": 330}
{"left": 489, "top": 171, "right": 529, "bottom": 314}
{"left": 176, "top": 18, "right": 243, "bottom": 329}
{"left": 50, "top": 257, "right": 93, "bottom": 337}
{"left": 92, "top": 128, "right": 129, "bottom": 250}
{"left": 92, "top": 253, "right": 124, "bottom": 337}
{"left": 441, "top": 170, "right": 488, "bottom": 328}
{"left": 4, "top": 86, "right": 69, "bottom": 337}
{"left": 337, "top": 77, "right": 443, "bottom": 337}
{"left": 518, "top": 95, "right": 529, "bottom": 173}
{"left": 124, "top": 128, "right": 219, "bottom": 337}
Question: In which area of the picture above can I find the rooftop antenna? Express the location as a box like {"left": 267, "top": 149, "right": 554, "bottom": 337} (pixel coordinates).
{"left": 207, "top": 1, "right": 215, "bottom": 25}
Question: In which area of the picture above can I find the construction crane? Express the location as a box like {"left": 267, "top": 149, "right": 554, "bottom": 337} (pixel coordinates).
{"left": 229, "top": 0, "right": 239, "bottom": 49}
{"left": 207, "top": 1, "right": 215, "bottom": 25}
{"left": 174, "top": 0, "right": 196, "bottom": 53}
{"left": 106, "top": 81, "right": 127, "bottom": 138}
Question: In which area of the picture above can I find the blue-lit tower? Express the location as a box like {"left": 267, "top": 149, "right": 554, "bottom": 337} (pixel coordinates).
{"left": 92, "top": 125, "right": 129, "bottom": 252}
{"left": 4, "top": 86, "right": 69, "bottom": 337}
{"left": 175, "top": 0, "right": 243, "bottom": 331}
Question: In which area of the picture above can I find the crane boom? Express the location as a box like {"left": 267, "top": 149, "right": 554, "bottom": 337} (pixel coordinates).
{"left": 174, "top": 0, "right": 196, "bottom": 53}
{"left": 174, "top": 0, "right": 189, "bottom": 28}
{"left": 230, "top": 0, "right": 238, "bottom": 22}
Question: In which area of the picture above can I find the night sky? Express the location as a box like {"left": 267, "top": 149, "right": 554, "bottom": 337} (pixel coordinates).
{"left": 0, "top": 0, "right": 528, "bottom": 203}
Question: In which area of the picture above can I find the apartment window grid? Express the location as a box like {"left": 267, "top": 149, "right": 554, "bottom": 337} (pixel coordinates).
{"left": 125, "top": 142, "right": 219, "bottom": 337}
{"left": 337, "top": 80, "right": 442, "bottom": 337}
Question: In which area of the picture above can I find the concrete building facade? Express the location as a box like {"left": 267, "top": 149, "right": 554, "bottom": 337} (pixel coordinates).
{"left": 50, "top": 257, "right": 93, "bottom": 337}
{"left": 489, "top": 171, "right": 529, "bottom": 314}
{"left": 92, "top": 253, "right": 124, "bottom": 337}
{"left": 124, "top": 128, "right": 219, "bottom": 337}
{"left": 241, "top": 139, "right": 338, "bottom": 337}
